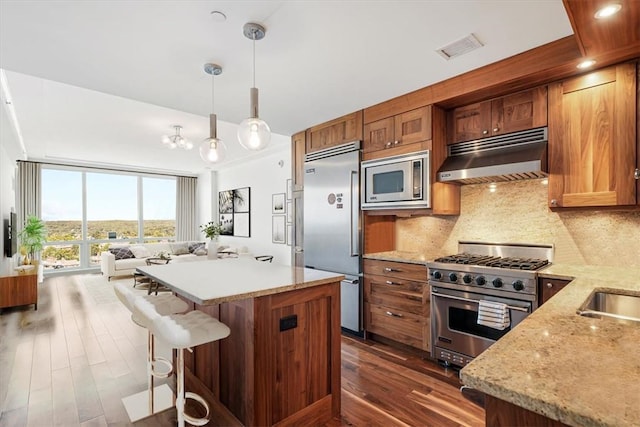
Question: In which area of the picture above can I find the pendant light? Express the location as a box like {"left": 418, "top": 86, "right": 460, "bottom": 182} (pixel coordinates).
{"left": 237, "top": 22, "right": 271, "bottom": 151}
{"left": 200, "top": 63, "right": 227, "bottom": 164}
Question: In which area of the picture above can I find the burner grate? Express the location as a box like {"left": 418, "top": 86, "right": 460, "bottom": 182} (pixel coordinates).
{"left": 434, "top": 253, "right": 500, "bottom": 265}
{"left": 434, "top": 254, "right": 549, "bottom": 271}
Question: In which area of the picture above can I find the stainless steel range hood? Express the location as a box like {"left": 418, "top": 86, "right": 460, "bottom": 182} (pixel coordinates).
{"left": 437, "top": 127, "right": 548, "bottom": 184}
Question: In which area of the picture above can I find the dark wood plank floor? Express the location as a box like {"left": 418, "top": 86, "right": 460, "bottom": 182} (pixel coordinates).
{"left": 0, "top": 275, "right": 484, "bottom": 426}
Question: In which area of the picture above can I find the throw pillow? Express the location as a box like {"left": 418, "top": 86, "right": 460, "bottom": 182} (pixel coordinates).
{"left": 171, "top": 242, "right": 190, "bottom": 256}
{"left": 109, "top": 247, "right": 135, "bottom": 260}
{"left": 194, "top": 247, "right": 207, "bottom": 256}
{"left": 129, "top": 245, "right": 151, "bottom": 259}
{"left": 188, "top": 241, "right": 205, "bottom": 253}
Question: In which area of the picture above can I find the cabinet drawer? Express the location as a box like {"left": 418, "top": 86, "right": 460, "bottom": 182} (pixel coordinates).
{"left": 365, "top": 302, "right": 430, "bottom": 351}
{"left": 364, "top": 275, "right": 427, "bottom": 315}
{"left": 363, "top": 259, "right": 427, "bottom": 282}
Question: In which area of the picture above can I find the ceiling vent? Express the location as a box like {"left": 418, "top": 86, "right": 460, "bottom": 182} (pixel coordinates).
{"left": 436, "top": 34, "right": 483, "bottom": 60}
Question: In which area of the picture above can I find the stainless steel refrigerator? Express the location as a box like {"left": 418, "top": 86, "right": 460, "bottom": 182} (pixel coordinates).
{"left": 303, "top": 141, "right": 362, "bottom": 333}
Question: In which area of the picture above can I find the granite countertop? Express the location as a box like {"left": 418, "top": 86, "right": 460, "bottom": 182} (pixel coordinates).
{"left": 363, "top": 250, "right": 440, "bottom": 265}
{"left": 460, "top": 263, "right": 640, "bottom": 427}
{"left": 137, "top": 257, "right": 344, "bottom": 305}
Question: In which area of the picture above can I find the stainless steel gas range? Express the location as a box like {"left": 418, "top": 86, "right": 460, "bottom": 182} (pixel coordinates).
{"left": 428, "top": 241, "right": 553, "bottom": 368}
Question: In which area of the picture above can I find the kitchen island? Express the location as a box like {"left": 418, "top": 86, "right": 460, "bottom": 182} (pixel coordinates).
{"left": 460, "top": 264, "right": 640, "bottom": 427}
{"left": 137, "top": 258, "right": 344, "bottom": 426}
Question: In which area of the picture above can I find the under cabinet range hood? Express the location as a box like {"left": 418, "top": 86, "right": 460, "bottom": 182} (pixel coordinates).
{"left": 438, "top": 127, "right": 548, "bottom": 184}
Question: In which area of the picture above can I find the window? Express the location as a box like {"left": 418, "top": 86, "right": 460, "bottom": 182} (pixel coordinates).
{"left": 40, "top": 166, "right": 177, "bottom": 272}
{"left": 87, "top": 172, "right": 138, "bottom": 240}
{"left": 41, "top": 169, "right": 82, "bottom": 269}
{"left": 142, "top": 177, "right": 176, "bottom": 240}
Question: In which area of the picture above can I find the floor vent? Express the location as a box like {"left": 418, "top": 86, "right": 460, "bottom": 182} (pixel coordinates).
{"left": 436, "top": 34, "right": 483, "bottom": 60}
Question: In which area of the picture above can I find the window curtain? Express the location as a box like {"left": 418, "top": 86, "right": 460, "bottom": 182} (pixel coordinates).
{"left": 175, "top": 176, "right": 198, "bottom": 241}
{"left": 17, "top": 161, "right": 41, "bottom": 233}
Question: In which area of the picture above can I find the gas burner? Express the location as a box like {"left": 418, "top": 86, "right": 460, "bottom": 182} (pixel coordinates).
{"left": 434, "top": 253, "right": 500, "bottom": 265}
{"left": 479, "top": 257, "right": 549, "bottom": 271}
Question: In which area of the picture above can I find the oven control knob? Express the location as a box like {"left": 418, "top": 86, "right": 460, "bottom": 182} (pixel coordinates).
{"left": 512, "top": 280, "right": 525, "bottom": 291}
{"left": 463, "top": 274, "right": 473, "bottom": 284}
{"left": 475, "top": 276, "right": 486, "bottom": 286}
{"left": 448, "top": 273, "right": 458, "bottom": 282}
{"left": 432, "top": 271, "right": 442, "bottom": 280}
{"left": 492, "top": 278, "right": 503, "bottom": 288}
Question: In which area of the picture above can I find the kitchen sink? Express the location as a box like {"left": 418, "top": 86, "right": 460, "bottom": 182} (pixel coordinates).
{"left": 577, "top": 290, "right": 640, "bottom": 323}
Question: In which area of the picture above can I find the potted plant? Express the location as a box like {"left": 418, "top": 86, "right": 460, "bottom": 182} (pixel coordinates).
{"left": 18, "top": 215, "right": 47, "bottom": 265}
{"left": 200, "top": 221, "right": 223, "bottom": 259}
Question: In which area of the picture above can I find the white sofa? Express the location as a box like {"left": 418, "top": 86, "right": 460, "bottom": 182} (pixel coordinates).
{"left": 100, "top": 241, "right": 206, "bottom": 280}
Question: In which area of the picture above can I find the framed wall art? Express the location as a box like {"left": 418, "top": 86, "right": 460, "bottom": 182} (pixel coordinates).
{"left": 218, "top": 187, "right": 251, "bottom": 237}
{"left": 272, "top": 193, "right": 285, "bottom": 214}
{"left": 272, "top": 215, "right": 286, "bottom": 244}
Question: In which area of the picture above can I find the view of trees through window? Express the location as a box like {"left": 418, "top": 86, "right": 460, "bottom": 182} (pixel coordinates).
{"left": 40, "top": 167, "right": 176, "bottom": 270}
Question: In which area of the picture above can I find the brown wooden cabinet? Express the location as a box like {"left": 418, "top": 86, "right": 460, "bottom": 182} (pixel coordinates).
{"left": 363, "top": 259, "right": 429, "bottom": 351}
{"left": 0, "top": 272, "right": 38, "bottom": 310}
{"left": 305, "top": 110, "right": 363, "bottom": 154}
{"left": 291, "top": 131, "right": 306, "bottom": 192}
{"left": 363, "top": 106, "right": 432, "bottom": 159}
{"left": 537, "top": 277, "right": 572, "bottom": 306}
{"left": 447, "top": 87, "right": 548, "bottom": 144}
{"left": 548, "top": 62, "right": 637, "bottom": 208}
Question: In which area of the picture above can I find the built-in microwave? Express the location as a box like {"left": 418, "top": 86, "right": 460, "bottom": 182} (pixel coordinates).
{"left": 361, "top": 151, "right": 430, "bottom": 210}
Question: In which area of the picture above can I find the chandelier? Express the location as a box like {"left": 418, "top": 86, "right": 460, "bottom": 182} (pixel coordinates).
{"left": 162, "top": 125, "right": 193, "bottom": 150}
{"left": 199, "top": 63, "right": 227, "bottom": 164}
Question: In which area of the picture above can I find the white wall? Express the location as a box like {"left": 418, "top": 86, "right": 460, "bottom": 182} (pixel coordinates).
{"left": 197, "top": 169, "right": 217, "bottom": 230}
{"left": 215, "top": 142, "right": 292, "bottom": 265}
{"left": 0, "top": 99, "right": 25, "bottom": 275}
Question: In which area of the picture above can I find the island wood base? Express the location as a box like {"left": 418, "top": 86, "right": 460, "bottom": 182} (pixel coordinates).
{"left": 486, "top": 395, "right": 570, "bottom": 427}
{"left": 182, "top": 280, "right": 341, "bottom": 426}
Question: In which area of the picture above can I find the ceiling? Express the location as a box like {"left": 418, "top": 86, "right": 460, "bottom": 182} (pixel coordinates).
{"left": 0, "top": 1, "right": 574, "bottom": 175}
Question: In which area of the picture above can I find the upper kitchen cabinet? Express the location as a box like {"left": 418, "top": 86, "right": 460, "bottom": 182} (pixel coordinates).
{"left": 363, "top": 106, "right": 432, "bottom": 160}
{"left": 291, "top": 131, "right": 306, "bottom": 191}
{"left": 305, "top": 110, "right": 363, "bottom": 154}
{"left": 447, "top": 87, "right": 548, "bottom": 144}
{"left": 548, "top": 62, "right": 637, "bottom": 208}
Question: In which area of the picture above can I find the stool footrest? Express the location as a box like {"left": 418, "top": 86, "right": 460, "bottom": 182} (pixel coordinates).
{"left": 183, "top": 391, "right": 210, "bottom": 426}
{"left": 151, "top": 356, "right": 173, "bottom": 378}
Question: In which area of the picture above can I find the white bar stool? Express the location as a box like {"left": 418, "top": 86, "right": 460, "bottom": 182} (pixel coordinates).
{"left": 134, "top": 297, "right": 230, "bottom": 427}
{"left": 113, "top": 282, "right": 189, "bottom": 421}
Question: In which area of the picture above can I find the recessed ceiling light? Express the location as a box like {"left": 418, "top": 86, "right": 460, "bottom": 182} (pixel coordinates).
{"left": 577, "top": 59, "right": 596, "bottom": 69}
{"left": 594, "top": 3, "right": 622, "bottom": 19}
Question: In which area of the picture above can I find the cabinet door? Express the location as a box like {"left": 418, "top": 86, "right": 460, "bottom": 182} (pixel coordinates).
{"left": 538, "top": 277, "right": 571, "bottom": 306}
{"left": 491, "top": 87, "right": 547, "bottom": 136}
{"left": 306, "top": 111, "right": 363, "bottom": 154}
{"left": 363, "top": 117, "right": 394, "bottom": 153}
{"left": 548, "top": 63, "right": 637, "bottom": 207}
{"left": 447, "top": 101, "right": 491, "bottom": 144}
{"left": 394, "top": 106, "right": 432, "bottom": 145}
{"left": 291, "top": 131, "right": 305, "bottom": 191}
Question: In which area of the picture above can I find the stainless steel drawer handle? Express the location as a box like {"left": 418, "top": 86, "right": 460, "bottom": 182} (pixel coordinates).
{"left": 384, "top": 267, "right": 400, "bottom": 272}
{"left": 546, "top": 283, "right": 553, "bottom": 288}
{"left": 385, "top": 311, "right": 403, "bottom": 318}
{"left": 385, "top": 280, "right": 401, "bottom": 286}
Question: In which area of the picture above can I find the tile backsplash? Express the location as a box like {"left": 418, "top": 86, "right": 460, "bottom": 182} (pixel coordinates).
{"left": 396, "top": 179, "right": 640, "bottom": 267}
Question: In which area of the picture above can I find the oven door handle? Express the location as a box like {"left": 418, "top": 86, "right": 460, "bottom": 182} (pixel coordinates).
{"left": 431, "top": 290, "right": 530, "bottom": 313}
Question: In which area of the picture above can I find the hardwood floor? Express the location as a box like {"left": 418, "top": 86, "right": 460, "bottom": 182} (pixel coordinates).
{"left": 0, "top": 275, "right": 484, "bottom": 426}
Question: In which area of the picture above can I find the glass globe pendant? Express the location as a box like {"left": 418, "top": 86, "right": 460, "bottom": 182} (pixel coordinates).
{"left": 237, "top": 22, "right": 271, "bottom": 151}
{"left": 238, "top": 88, "right": 271, "bottom": 151}
{"left": 200, "top": 63, "right": 226, "bottom": 165}
{"left": 200, "top": 114, "right": 227, "bottom": 163}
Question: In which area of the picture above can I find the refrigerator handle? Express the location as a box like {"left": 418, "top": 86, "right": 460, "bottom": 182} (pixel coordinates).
{"left": 350, "top": 170, "right": 359, "bottom": 257}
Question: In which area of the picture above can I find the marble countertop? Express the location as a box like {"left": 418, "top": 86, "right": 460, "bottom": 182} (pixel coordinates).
{"left": 137, "top": 258, "right": 344, "bottom": 305}
{"left": 460, "top": 263, "right": 640, "bottom": 427}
